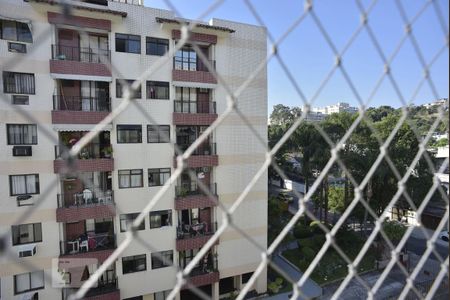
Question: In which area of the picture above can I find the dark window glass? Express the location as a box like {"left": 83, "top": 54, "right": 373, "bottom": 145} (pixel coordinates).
{"left": 146, "top": 81, "right": 169, "bottom": 99}
{"left": 148, "top": 168, "right": 170, "bottom": 187}
{"left": 116, "top": 79, "right": 142, "bottom": 99}
{"left": 242, "top": 272, "right": 253, "bottom": 284}
{"left": 117, "top": 125, "right": 142, "bottom": 143}
{"left": 8, "top": 42, "right": 26, "bottom": 53}
{"left": 147, "top": 125, "right": 170, "bottom": 143}
{"left": 174, "top": 47, "right": 197, "bottom": 71}
{"left": 120, "top": 213, "right": 145, "bottom": 232}
{"left": 151, "top": 250, "right": 173, "bottom": 269}
{"left": 118, "top": 169, "right": 143, "bottom": 188}
{"left": 154, "top": 291, "right": 170, "bottom": 300}
{"left": 12, "top": 95, "right": 29, "bottom": 105}
{"left": 146, "top": 37, "right": 169, "bottom": 56}
{"left": 12, "top": 223, "right": 42, "bottom": 245}
{"left": 14, "top": 271, "right": 44, "bottom": 295}
{"left": 124, "top": 297, "right": 144, "bottom": 300}
{"left": 7, "top": 124, "right": 37, "bottom": 145}
{"left": 3, "top": 72, "right": 35, "bottom": 94}
{"left": 122, "top": 254, "right": 147, "bottom": 274}
{"left": 219, "top": 276, "right": 236, "bottom": 295}
{"left": 9, "top": 174, "right": 39, "bottom": 196}
{"left": 115, "top": 33, "right": 141, "bottom": 54}
{"left": 149, "top": 210, "right": 172, "bottom": 228}
{"left": 0, "top": 20, "right": 32, "bottom": 43}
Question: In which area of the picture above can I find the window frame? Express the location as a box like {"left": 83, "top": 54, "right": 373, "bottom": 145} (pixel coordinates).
{"left": 9, "top": 174, "right": 40, "bottom": 196}
{"left": 13, "top": 270, "right": 44, "bottom": 295}
{"left": 151, "top": 250, "right": 173, "bottom": 269}
{"left": 148, "top": 168, "right": 171, "bottom": 187}
{"left": 0, "top": 20, "right": 33, "bottom": 43}
{"left": 120, "top": 213, "right": 145, "bottom": 232}
{"left": 147, "top": 125, "right": 170, "bottom": 143}
{"left": 116, "top": 79, "right": 142, "bottom": 99}
{"left": 11, "top": 222, "right": 43, "bottom": 246}
{"left": 118, "top": 169, "right": 143, "bottom": 189}
{"left": 146, "top": 81, "right": 169, "bottom": 100}
{"left": 6, "top": 124, "right": 38, "bottom": 145}
{"left": 149, "top": 210, "right": 172, "bottom": 229}
{"left": 146, "top": 37, "right": 169, "bottom": 56}
{"left": 116, "top": 124, "right": 142, "bottom": 144}
{"left": 122, "top": 254, "right": 147, "bottom": 274}
{"left": 154, "top": 290, "right": 170, "bottom": 300}
{"left": 3, "top": 71, "right": 35, "bottom": 95}
{"left": 115, "top": 33, "right": 141, "bottom": 54}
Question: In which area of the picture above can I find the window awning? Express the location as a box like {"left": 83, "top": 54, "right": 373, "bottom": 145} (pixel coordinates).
{"left": 53, "top": 124, "right": 112, "bottom": 132}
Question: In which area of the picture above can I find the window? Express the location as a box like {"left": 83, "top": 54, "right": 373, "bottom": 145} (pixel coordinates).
{"left": 154, "top": 290, "right": 170, "bottom": 300}
{"left": 122, "top": 254, "right": 146, "bottom": 274}
{"left": 3, "top": 72, "right": 35, "bottom": 94}
{"left": 116, "top": 79, "right": 142, "bottom": 99}
{"left": 85, "top": 218, "right": 113, "bottom": 234}
{"left": 120, "top": 213, "right": 145, "bottom": 232}
{"left": 146, "top": 81, "right": 169, "bottom": 99}
{"left": 118, "top": 169, "right": 143, "bottom": 188}
{"left": 0, "top": 20, "right": 32, "bottom": 43}
{"left": 242, "top": 272, "right": 253, "bottom": 284}
{"left": 149, "top": 210, "right": 172, "bottom": 229}
{"left": 151, "top": 250, "right": 173, "bottom": 269}
{"left": 124, "top": 297, "right": 143, "bottom": 300}
{"left": 148, "top": 168, "right": 170, "bottom": 187}
{"left": 12, "top": 95, "right": 29, "bottom": 105}
{"left": 115, "top": 33, "right": 140, "bottom": 54}
{"left": 12, "top": 223, "right": 42, "bottom": 245}
{"left": 14, "top": 271, "right": 44, "bottom": 295}
{"left": 7, "top": 124, "right": 37, "bottom": 145}
{"left": 8, "top": 42, "right": 26, "bottom": 53}
{"left": 9, "top": 174, "right": 39, "bottom": 196}
{"left": 146, "top": 37, "right": 169, "bottom": 56}
{"left": 147, "top": 125, "right": 170, "bottom": 143}
{"left": 117, "top": 125, "right": 142, "bottom": 143}
{"left": 174, "top": 47, "right": 197, "bottom": 71}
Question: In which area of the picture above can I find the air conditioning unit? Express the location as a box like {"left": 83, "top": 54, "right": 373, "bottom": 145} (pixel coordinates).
{"left": 17, "top": 244, "right": 37, "bottom": 258}
{"left": 13, "top": 146, "right": 32, "bottom": 157}
{"left": 17, "top": 195, "right": 33, "bottom": 206}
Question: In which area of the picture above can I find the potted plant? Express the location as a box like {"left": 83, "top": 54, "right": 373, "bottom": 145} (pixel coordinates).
{"left": 103, "top": 145, "right": 113, "bottom": 158}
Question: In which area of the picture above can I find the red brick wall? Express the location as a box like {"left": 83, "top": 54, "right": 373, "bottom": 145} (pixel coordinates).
{"left": 66, "top": 221, "right": 85, "bottom": 241}
{"left": 175, "top": 195, "right": 218, "bottom": 210}
{"left": 57, "top": 204, "right": 116, "bottom": 223}
{"left": 173, "top": 70, "right": 217, "bottom": 84}
{"left": 54, "top": 158, "right": 114, "bottom": 173}
{"left": 48, "top": 12, "right": 111, "bottom": 31}
{"left": 172, "top": 113, "right": 218, "bottom": 125}
{"left": 50, "top": 60, "right": 111, "bottom": 77}
{"left": 183, "top": 272, "right": 220, "bottom": 288}
{"left": 52, "top": 111, "right": 110, "bottom": 124}
{"left": 176, "top": 234, "right": 218, "bottom": 251}
{"left": 172, "top": 30, "right": 217, "bottom": 44}
{"left": 85, "top": 290, "right": 120, "bottom": 300}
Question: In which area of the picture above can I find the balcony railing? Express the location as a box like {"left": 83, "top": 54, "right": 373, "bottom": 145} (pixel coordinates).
{"left": 85, "top": 277, "right": 118, "bottom": 298}
{"left": 60, "top": 233, "right": 116, "bottom": 256}
{"left": 175, "top": 182, "right": 217, "bottom": 198}
{"left": 180, "top": 253, "right": 218, "bottom": 276}
{"left": 175, "top": 143, "right": 216, "bottom": 156}
{"left": 55, "top": 143, "right": 113, "bottom": 160}
{"left": 174, "top": 100, "right": 216, "bottom": 114}
{"left": 57, "top": 191, "right": 114, "bottom": 208}
{"left": 53, "top": 95, "right": 111, "bottom": 112}
{"left": 52, "top": 44, "right": 110, "bottom": 63}
{"left": 177, "top": 221, "right": 217, "bottom": 239}
{"left": 173, "top": 57, "right": 216, "bottom": 72}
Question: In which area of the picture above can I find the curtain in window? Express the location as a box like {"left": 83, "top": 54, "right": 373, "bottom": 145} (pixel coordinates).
{"left": 11, "top": 175, "right": 26, "bottom": 194}
{"left": 26, "top": 175, "right": 36, "bottom": 193}
{"left": 30, "top": 270, "right": 44, "bottom": 289}
{"left": 15, "top": 273, "right": 29, "bottom": 293}
{"left": 130, "top": 172, "right": 141, "bottom": 187}
{"left": 119, "top": 172, "right": 129, "bottom": 188}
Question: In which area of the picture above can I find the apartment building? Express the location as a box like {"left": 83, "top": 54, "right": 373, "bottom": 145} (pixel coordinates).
{"left": 0, "top": 0, "right": 268, "bottom": 299}
{"left": 310, "top": 102, "right": 358, "bottom": 115}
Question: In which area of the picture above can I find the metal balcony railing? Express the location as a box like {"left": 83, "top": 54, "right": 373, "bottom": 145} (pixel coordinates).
{"left": 175, "top": 182, "right": 217, "bottom": 198}
{"left": 52, "top": 44, "right": 110, "bottom": 63}
{"left": 55, "top": 143, "right": 113, "bottom": 160}
{"left": 173, "top": 57, "right": 216, "bottom": 72}
{"left": 177, "top": 221, "right": 217, "bottom": 239}
{"left": 60, "top": 233, "right": 116, "bottom": 256}
{"left": 57, "top": 190, "right": 114, "bottom": 208}
{"left": 175, "top": 143, "right": 216, "bottom": 156}
{"left": 174, "top": 100, "right": 216, "bottom": 114}
{"left": 85, "top": 276, "right": 118, "bottom": 298}
{"left": 180, "top": 253, "right": 218, "bottom": 276}
{"left": 53, "top": 95, "right": 111, "bottom": 112}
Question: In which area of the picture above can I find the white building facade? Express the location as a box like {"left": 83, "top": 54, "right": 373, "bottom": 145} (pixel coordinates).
{"left": 0, "top": 0, "right": 268, "bottom": 299}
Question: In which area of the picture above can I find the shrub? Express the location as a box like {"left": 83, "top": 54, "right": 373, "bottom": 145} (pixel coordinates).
{"left": 297, "top": 238, "right": 315, "bottom": 249}
{"left": 312, "top": 234, "right": 326, "bottom": 249}
{"left": 293, "top": 225, "right": 313, "bottom": 239}
{"left": 301, "top": 246, "right": 315, "bottom": 261}
{"left": 298, "top": 259, "right": 309, "bottom": 271}
{"left": 310, "top": 221, "right": 332, "bottom": 234}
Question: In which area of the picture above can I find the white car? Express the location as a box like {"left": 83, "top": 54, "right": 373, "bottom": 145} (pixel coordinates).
{"left": 438, "top": 231, "right": 449, "bottom": 242}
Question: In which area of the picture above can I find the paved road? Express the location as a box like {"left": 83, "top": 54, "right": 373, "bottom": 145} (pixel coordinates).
{"left": 407, "top": 236, "right": 448, "bottom": 259}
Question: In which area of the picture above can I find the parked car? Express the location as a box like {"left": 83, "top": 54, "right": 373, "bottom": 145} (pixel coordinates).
{"left": 438, "top": 230, "right": 449, "bottom": 242}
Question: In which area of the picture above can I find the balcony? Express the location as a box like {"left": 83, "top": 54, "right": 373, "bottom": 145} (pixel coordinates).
{"left": 60, "top": 233, "right": 116, "bottom": 263}
{"left": 172, "top": 57, "right": 217, "bottom": 84}
{"left": 174, "top": 143, "right": 218, "bottom": 168}
{"left": 175, "top": 183, "right": 218, "bottom": 210}
{"left": 52, "top": 95, "right": 111, "bottom": 125}
{"left": 56, "top": 191, "right": 115, "bottom": 223}
{"left": 180, "top": 252, "right": 219, "bottom": 287}
{"left": 173, "top": 100, "right": 217, "bottom": 125}
{"left": 54, "top": 143, "right": 114, "bottom": 173}
{"left": 176, "top": 222, "right": 218, "bottom": 251}
{"left": 63, "top": 276, "right": 119, "bottom": 300}
{"left": 50, "top": 44, "right": 111, "bottom": 77}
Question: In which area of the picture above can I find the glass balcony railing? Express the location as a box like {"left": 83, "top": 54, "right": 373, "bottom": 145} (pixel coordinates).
{"left": 175, "top": 182, "right": 217, "bottom": 198}
{"left": 57, "top": 190, "right": 114, "bottom": 208}
{"left": 173, "top": 100, "right": 216, "bottom": 114}
{"left": 175, "top": 143, "right": 216, "bottom": 156}
{"left": 52, "top": 44, "right": 110, "bottom": 63}
{"left": 55, "top": 143, "right": 113, "bottom": 160}
{"left": 53, "top": 95, "right": 111, "bottom": 112}
{"left": 60, "top": 233, "right": 116, "bottom": 256}
{"left": 177, "top": 221, "right": 217, "bottom": 240}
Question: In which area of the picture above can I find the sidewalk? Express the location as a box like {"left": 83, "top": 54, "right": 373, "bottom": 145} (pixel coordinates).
{"left": 410, "top": 225, "right": 448, "bottom": 247}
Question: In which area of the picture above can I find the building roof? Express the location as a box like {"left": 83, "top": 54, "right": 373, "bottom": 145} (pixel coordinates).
{"left": 25, "top": 0, "right": 128, "bottom": 17}
{"left": 156, "top": 17, "right": 235, "bottom": 33}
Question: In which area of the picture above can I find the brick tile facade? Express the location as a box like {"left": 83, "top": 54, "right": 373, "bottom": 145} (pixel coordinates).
{"left": 54, "top": 158, "right": 114, "bottom": 173}
{"left": 50, "top": 60, "right": 111, "bottom": 77}
{"left": 48, "top": 12, "right": 111, "bottom": 31}
{"left": 59, "top": 249, "right": 115, "bottom": 264}
{"left": 175, "top": 195, "right": 218, "bottom": 210}
{"left": 176, "top": 234, "right": 219, "bottom": 251}
{"left": 85, "top": 290, "right": 120, "bottom": 300}
{"left": 173, "top": 155, "right": 218, "bottom": 168}
{"left": 183, "top": 272, "right": 220, "bottom": 288}
{"left": 172, "top": 30, "right": 218, "bottom": 44}
{"left": 172, "top": 69, "right": 217, "bottom": 84}
{"left": 56, "top": 204, "right": 116, "bottom": 223}
{"left": 52, "top": 111, "right": 110, "bottom": 124}
{"left": 172, "top": 113, "right": 218, "bottom": 125}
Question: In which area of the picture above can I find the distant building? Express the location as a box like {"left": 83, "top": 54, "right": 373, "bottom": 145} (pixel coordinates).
{"left": 310, "top": 102, "right": 358, "bottom": 115}
{"left": 422, "top": 98, "right": 448, "bottom": 109}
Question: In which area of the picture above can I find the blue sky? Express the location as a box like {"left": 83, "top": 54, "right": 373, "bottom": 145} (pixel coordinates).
{"left": 144, "top": 0, "right": 449, "bottom": 111}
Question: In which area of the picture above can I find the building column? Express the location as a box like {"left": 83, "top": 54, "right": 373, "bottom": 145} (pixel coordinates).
{"left": 212, "top": 282, "right": 219, "bottom": 300}
{"left": 255, "top": 267, "right": 267, "bottom": 294}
